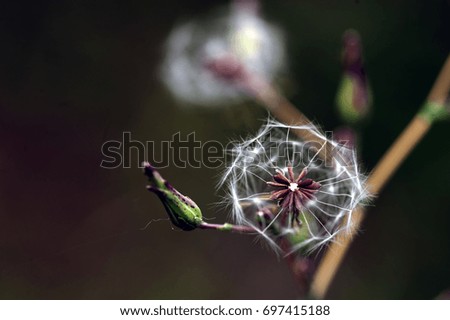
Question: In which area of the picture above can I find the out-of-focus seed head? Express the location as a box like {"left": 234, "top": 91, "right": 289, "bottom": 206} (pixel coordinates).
{"left": 161, "top": 1, "right": 285, "bottom": 107}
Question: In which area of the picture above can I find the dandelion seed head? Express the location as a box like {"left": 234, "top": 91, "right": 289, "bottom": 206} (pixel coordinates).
{"left": 218, "top": 119, "right": 369, "bottom": 254}
{"left": 161, "top": 2, "right": 285, "bottom": 107}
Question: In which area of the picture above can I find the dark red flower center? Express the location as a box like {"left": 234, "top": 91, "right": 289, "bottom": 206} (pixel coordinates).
{"left": 266, "top": 166, "right": 321, "bottom": 226}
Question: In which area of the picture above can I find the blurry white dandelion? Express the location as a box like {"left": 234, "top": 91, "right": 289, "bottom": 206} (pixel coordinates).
{"left": 161, "top": 0, "right": 285, "bottom": 106}
{"left": 218, "top": 119, "right": 368, "bottom": 254}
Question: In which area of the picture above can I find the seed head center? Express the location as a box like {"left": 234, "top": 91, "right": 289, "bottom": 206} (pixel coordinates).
{"left": 289, "top": 183, "right": 299, "bottom": 192}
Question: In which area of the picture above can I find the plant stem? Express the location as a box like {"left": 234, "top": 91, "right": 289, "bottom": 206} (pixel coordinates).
{"left": 310, "top": 54, "right": 450, "bottom": 299}
{"left": 198, "top": 222, "right": 256, "bottom": 233}
{"left": 279, "top": 238, "right": 314, "bottom": 298}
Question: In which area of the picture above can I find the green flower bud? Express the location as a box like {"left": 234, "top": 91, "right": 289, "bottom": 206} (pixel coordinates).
{"left": 336, "top": 75, "right": 372, "bottom": 123}
{"left": 335, "top": 29, "right": 372, "bottom": 125}
{"left": 143, "top": 162, "right": 203, "bottom": 231}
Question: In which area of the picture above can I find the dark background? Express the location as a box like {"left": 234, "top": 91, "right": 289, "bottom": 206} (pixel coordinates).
{"left": 0, "top": 0, "right": 449, "bottom": 299}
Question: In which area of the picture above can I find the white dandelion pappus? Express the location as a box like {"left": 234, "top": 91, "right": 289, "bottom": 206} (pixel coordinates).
{"left": 161, "top": 1, "right": 285, "bottom": 106}
{"left": 218, "top": 119, "right": 368, "bottom": 254}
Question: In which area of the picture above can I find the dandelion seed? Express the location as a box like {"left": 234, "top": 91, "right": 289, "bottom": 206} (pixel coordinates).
{"left": 219, "top": 119, "right": 368, "bottom": 254}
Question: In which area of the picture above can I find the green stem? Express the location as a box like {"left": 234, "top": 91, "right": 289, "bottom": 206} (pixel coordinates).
{"left": 198, "top": 222, "right": 255, "bottom": 233}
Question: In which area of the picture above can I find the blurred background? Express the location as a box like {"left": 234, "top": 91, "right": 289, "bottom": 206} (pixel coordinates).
{"left": 0, "top": 0, "right": 449, "bottom": 299}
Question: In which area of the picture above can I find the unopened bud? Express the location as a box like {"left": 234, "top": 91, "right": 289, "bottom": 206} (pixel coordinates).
{"left": 336, "top": 29, "right": 372, "bottom": 124}
{"left": 143, "top": 162, "right": 203, "bottom": 231}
